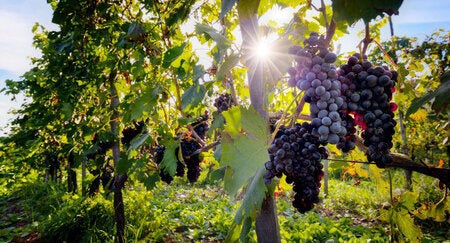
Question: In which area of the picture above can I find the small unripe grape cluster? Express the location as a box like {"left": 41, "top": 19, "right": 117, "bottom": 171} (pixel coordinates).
{"left": 288, "top": 32, "right": 347, "bottom": 145}
{"left": 214, "top": 93, "right": 233, "bottom": 113}
{"left": 264, "top": 122, "right": 327, "bottom": 213}
{"left": 338, "top": 54, "right": 398, "bottom": 166}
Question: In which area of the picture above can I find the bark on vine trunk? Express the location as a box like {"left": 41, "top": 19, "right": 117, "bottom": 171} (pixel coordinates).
{"left": 67, "top": 152, "right": 77, "bottom": 194}
{"left": 108, "top": 71, "right": 126, "bottom": 243}
{"left": 82, "top": 156, "right": 87, "bottom": 196}
{"left": 238, "top": 4, "right": 281, "bottom": 242}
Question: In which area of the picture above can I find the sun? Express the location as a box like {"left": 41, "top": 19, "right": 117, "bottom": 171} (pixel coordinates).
{"left": 253, "top": 37, "right": 273, "bottom": 60}
{"left": 246, "top": 34, "right": 293, "bottom": 82}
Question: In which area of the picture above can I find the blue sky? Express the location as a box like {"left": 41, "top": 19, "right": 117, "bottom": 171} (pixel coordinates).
{"left": 0, "top": 0, "right": 449, "bottom": 134}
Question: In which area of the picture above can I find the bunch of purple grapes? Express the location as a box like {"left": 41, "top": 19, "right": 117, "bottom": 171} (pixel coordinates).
{"left": 214, "top": 93, "right": 233, "bottom": 113}
{"left": 178, "top": 138, "right": 202, "bottom": 183}
{"left": 337, "top": 54, "right": 398, "bottom": 166}
{"left": 288, "top": 32, "right": 347, "bottom": 145}
{"left": 121, "top": 121, "right": 145, "bottom": 147}
{"left": 264, "top": 122, "right": 327, "bottom": 213}
{"left": 191, "top": 112, "right": 209, "bottom": 140}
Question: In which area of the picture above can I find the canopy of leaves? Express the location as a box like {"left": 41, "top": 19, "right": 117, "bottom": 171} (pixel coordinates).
{"left": 332, "top": 0, "right": 403, "bottom": 25}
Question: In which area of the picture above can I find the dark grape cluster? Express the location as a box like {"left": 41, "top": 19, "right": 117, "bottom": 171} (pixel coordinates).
{"left": 178, "top": 138, "right": 202, "bottom": 183}
{"left": 288, "top": 32, "right": 346, "bottom": 144}
{"left": 264, "top": 122, "right": 327, "bottom": 213}
{"left": 214, "top": 93, "right": 233, "bottom": 113}
{"left": 337, "top": 54, "right": 398, "bottom": 166}
{"left": 336, "top": 112, "right": 357, "bottom": 152}
{"left": 121, "top": 121, "right": 145, "bottom": 147}
{"left": 191, "top": 112, "right": 209, "bottom": 140}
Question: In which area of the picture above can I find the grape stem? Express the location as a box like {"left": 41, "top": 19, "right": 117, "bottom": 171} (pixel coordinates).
{"left": 187, "top": 140, "right": 221, "bottom": 158}
{"left": 297, "top": 114, "right": 311, "bottom": 121}
{"left": 361, "top": 22, "right": 372, "bottom": 56}
{"left": 173, "top": 76, "right": 206, "bottom": 146}
{"left": 327, "top": 158, "right": 373, "bottom": 164}
{"left": 320, "top": 0, "right": 329, "bottom": 29}
{"left": 324, "top": 19, "right": 336, "bottom": 48}
{"left": 290, "top": 96, "right": 307, "bottom": 127}
{"left": 226, "top": 73, "right": 239, "bottom": 106}
{"left": 373, "top": 40, "right": 399, "bottom": 69}
{"left": 270, "top": 91, "right": 303, "bottom": 144}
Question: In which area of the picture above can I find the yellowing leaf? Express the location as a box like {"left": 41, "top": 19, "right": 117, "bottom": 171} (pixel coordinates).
{"left": 395, "top": 210, "right": 423, "bottom": 241}
{"left": 410, "top": 109, "right": 427, "bottom": 122}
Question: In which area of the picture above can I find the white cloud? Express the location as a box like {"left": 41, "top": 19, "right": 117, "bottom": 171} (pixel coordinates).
{"left": 0, "top": 10, "right": 40, "bottom": 74}
{"left": 0, "top": 1, "right": 57, "bottom": 75}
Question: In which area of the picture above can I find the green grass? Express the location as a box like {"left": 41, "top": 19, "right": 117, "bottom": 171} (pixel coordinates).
{"left": 0, "top": 171, "right": 448, "bottom": 242}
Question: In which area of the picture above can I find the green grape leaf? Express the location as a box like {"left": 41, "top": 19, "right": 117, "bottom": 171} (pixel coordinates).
{"left": 193, "top": 64, "right": 205, "bottom": 82}
{"left": 331, "top": 0, "right": 403, "bottom": 25}
{"left": 208, "top": 166, "right": 226, "bottom": 182}
{"left": 61, "top": 103, "right": 73, "bottom": 121}
{"left": 430, "top": 196, "right": 450, "bottom": 222}
{"left": 207, "top": 112, "right": 225, "bottom": 136}
{"left": 234, "top": 166, "right": 267, "bottom": 223}
{"left": 277, "top": 0, "right": 307, "bottom": 8}
{"left": 217, "top": 53, "right": 240, "bottom": 81}
{"left": 395, "top": 210, "right": 423, "bottom": 241}
{"left": 219, "top": 0, "right": 237, "bottom": 19}
{"left": 406, "top": 92, "right": 435, "bottom": 117}
{"left": 117, "top": 155, "right": 132, "bottom": 175}
{"left": 431, "top": 72, "right": 450, "bottom": 113}
{"left": 124, "top": 86, "right": 158, "bottom": 122}
{"left": 128, "top": 133, "right": 151, "bottom": 152}
{"left": 258, "top": 0, "right": 276, "bottom": 16}
{"left": 240, "top": 216, "right": 253, "bottom": 242}
{"left": 181, "top": 84, "right": 206, "bottom": 112}
{"left": 195, "top": 24, "right": 231, "bottom": 51}
{"left": 220, "top": 106, "right": 269, "bottom": 196}
{"left": 162, "top": 42, "right": 187, "bottom": 68}
{"left": 214, "top": 144, "right": 222, "bottom": 162}
{"left": 415, "top": 197, "right": 450, "bottom": 222}
{"left": 140, "top": 171, "right": 160, "bottom": 190}
{"left": 224, "top": 221, "right": 242, "bottom": 242}
{"left": 160, "top": 139, "right": 179, "bottom": 177}
{"left": 406, "top": 71, "right": 450, "bottom": 116}
{"left": 129, "top": 157, "right": 159, "bottom": 190}
{"left": 166, "top": 0, "right": 194, "bottom": 27}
